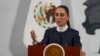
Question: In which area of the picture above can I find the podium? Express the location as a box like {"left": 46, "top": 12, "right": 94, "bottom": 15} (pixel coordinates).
{"left": 28, "top": 45, "right": 80, "bottom": 56}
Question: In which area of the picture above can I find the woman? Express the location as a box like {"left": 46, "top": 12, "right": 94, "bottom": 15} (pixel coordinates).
{"left": 31, "top": 5, "right": 86, "bottom": 56}
{"left": 31, "top": 5, "right": 82, "bottom": 46}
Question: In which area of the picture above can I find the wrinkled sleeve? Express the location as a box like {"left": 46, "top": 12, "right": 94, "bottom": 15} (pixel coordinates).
{"left": 73, "top": 31, "right": 82, "bottom": 47}
{"left": 41, "top": 29, "right": 50, "bottom": 45}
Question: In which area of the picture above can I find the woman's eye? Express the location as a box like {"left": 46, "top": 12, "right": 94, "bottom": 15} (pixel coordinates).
{"left": 55, "top": 13, "right": 58, "bottom": 16}
{"left": 55, "top": 13, "right": 65, "bottom": 17}
{"left": 60, "top": 13, "right": 64, "bottom": 17}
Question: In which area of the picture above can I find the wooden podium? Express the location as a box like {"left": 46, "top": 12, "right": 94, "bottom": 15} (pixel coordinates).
{"left": 28, "top": 45, "right": 80, "bottom": 56}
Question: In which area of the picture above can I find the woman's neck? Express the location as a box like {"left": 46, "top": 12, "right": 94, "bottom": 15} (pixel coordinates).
{"left": 57, "top": 24, "right": 68, "bottom": 32}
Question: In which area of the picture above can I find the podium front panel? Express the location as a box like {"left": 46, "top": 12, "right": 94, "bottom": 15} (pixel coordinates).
{"left": 28, "top": 45, "right": 80, "bottom": 56}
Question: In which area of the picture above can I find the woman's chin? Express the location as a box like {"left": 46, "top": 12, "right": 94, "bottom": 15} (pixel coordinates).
{"left": 57, "top": 25, "right": 63, "bottom": 27}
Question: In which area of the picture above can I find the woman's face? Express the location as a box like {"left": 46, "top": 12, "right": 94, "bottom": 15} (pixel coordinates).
{"left": 54, "top": 7, "right": 69, "bottom": 27}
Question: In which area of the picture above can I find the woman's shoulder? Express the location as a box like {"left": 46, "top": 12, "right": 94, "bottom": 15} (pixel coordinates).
{"left": 68, "top": 27, "right": 79, "bottom": 34}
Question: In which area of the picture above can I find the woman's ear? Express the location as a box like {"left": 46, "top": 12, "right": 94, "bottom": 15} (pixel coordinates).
{"left": 67, "top": 16, "right": 70, "bottom": 27}
{"left": 67, "top": 16, "right": 70, "bottom": 21}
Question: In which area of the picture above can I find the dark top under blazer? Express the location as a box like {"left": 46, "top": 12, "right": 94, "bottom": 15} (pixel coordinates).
{"left": 41, "top": 27, "right": 82, "bottom": 47}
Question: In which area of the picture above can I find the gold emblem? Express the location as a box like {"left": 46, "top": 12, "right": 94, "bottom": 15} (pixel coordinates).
{"left": 43, "top": 43, "right": 65, "bottom": 56}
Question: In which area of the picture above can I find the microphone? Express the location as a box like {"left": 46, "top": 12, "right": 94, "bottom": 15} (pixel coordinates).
{"left": 59, "top": 32, "right": 63, "bottom": 45}
{"left": 59, "top": 32, "right": 68, "bottom": 46}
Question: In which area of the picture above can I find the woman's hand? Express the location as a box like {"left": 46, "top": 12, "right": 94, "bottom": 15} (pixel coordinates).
{"left": 30, "top": 30, "right": 37, "bottom": 42}
{"left": 80, "top": 51, "right": 86, "bottom": 56}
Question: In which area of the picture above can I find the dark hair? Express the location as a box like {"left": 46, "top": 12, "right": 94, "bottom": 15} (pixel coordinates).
{"left": 57, "top": 5, "right": 69, "bottom": 16}
{"left": 56, "top": 5, "right": 70, "bottom": 27}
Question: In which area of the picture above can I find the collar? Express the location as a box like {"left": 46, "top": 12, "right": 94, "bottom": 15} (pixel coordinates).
{"left": 56, "top": 24, "right": 68, "bottom": 32}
